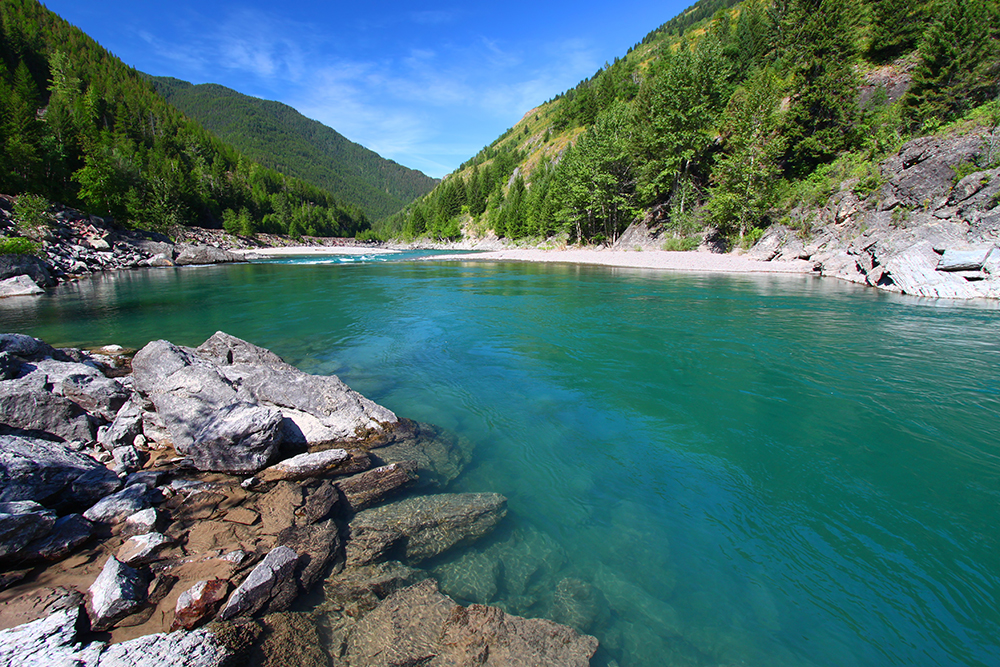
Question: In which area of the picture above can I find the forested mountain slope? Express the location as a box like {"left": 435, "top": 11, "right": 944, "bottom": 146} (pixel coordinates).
{"left": 149, "top": 77, "right": 438, "bottom": 222}
{"left": 377, "top": 0, "right": 1000, "bottom": 249}
{"left": 0, "top": 0, "right": 369, "bottom": 237}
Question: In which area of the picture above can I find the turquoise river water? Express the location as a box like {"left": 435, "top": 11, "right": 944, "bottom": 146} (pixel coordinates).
{"left": 2, "top": 254, "right": 999, "bottom": 667}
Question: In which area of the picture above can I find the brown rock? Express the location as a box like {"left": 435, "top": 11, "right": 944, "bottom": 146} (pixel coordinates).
{"left": 223, "top": 507, "right": 259, "bottom": 526}
{"left": 344, "top": 579, "right": 598, "bottom": 667}
{"left": 276, "top": 519, "right": 342, "bottom": 591}
{"left": 171, "top": 578, "right": 229, "bottom": 631}
{"left": 336, "top": 460, "right": 418, "bottom": 512}
{"left": 294, "top": 479, "right": 339, "bottom": 525}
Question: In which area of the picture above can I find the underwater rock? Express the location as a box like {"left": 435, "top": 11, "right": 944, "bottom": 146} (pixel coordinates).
{"left": 344, "top": 492, "right": 507, "bottom": 566}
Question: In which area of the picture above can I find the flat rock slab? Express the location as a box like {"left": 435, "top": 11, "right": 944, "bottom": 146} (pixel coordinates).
{"left": 345, "top": 493, "right": 507, "bottom": 566}
{"left": 344, "top": 579, "right": 598, "bottom": 667}
{"left": 255, "top": 448, "right": 349, "bottom": 482}
{"left": 336, "top": 461, "right": 418, "bottom": 512}
{"left": 937, "top": 247, "right": 995, "bottom": 271}
{"left": 117, "top": 532, "right": 174, "bottom": 566}
{"left": 0, "top": 274, "right": 44, "bottom": 297}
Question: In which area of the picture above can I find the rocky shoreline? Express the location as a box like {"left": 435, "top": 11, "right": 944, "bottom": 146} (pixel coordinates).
{"left": 0, "top": 332, "right": 598, "bottom": 666}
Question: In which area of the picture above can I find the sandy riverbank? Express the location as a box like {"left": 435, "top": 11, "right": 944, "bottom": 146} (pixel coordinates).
{"left": 431, "top": 248, "right": 817, "bottom": 274}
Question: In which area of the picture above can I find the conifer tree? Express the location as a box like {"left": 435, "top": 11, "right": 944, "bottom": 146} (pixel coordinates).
{"left": 904, "top": 0, "right": 998, "bottom": 125}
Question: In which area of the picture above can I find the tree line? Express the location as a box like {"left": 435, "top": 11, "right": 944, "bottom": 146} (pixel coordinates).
{"left": 0, "top": 0, "right": 370, "bottom": 238}
{"left": 380, "top": 0, "right": 999, "bottom": 246}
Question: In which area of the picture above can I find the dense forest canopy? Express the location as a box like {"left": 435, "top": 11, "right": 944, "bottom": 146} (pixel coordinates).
{"left": 0, "top": 0, "right": 370, "bottom": 238}
{"left": 376, "top": 0, "right": 1000, "bottom": 246}
{"left": 149, "top": 77, "right": 438, "bottom": 222}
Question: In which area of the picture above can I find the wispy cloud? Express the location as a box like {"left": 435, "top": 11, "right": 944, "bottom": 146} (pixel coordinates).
{"left": 132, "top": 6, "right": 600, "bottom": 177}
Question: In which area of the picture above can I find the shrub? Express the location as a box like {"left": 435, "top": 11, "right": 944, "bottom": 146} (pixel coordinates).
{"left": 13, "top": 193, "right": 50, "bottom": 235}
{"left": 0, "top": 236, "right": 39, "bottom": 255}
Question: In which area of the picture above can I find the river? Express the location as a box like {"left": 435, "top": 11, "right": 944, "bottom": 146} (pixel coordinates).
{"left": 3, "top": 255, "right": 999, "bottom": 667}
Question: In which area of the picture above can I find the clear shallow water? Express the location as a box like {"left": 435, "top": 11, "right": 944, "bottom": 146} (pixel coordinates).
{"left": 3, "top": 259, "right": 1000, "bottom": 667}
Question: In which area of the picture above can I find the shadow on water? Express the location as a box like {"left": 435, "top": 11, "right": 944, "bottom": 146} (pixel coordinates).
{"left": 6, "top": 259, "right": 1000, "bottom": 667}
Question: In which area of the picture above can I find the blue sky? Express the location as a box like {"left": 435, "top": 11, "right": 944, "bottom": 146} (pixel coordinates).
{"left": 43, "top": 0, "right": 692, "bottom": 178}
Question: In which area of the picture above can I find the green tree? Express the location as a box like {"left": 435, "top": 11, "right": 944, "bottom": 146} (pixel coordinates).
{"left": 903, "top": 0, "right": 999, "bottom": 125}
{"left": 868, "top": 0, "right": 929, "bottom": 62}
{"left": 556, "top": 101, "right": 638, "bottom": 244}
{"left": 707, "top": 68, "right": 786, "bottom": 241}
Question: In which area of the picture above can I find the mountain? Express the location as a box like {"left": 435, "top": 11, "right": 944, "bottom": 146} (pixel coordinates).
{"left": 376, "top": 0, "right": 999, "bottom": 246}
{"left": 148, "top": 77, "right": 439, "bottom": 221}
{"left": 0, "top": 0, "right": 368, "bottom": 237}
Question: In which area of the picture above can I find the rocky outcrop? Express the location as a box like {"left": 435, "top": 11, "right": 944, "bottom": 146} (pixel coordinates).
{"left": 754, "top": 132, "right": 1000, "bottom": 299}
{"left": 173, "top": 244, "right": 244, "bottom": 266}
{"left": 342, "top": 579, "right": 598, "bottom": 667}
{"left": 131, "top": 339, "right": 285, "bottom": 473}
{"left": 0, "top": 332, "right": 593, "bottom": 666}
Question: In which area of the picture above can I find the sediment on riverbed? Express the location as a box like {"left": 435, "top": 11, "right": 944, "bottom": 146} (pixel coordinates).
{"left": 0, "top": 332, "right": 598, "bottom": 666}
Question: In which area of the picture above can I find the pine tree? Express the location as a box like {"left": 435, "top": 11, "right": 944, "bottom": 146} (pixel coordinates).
{"left": 904, "top": 0, "right": 998, "bottom": 125}
{"left": 867, "top": 0, "right": 928, "bottom": 62}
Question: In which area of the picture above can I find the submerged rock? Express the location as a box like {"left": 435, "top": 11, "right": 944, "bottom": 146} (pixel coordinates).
{"left": 371, "top": 421, "right": 471, "bottom": 488}
{"left": 343, "top": 579, "right": 598, "bottom": 667}
{"left": 345, "top": 492, "right": 507, "bottom": 566}
{"left": 335, "top": 460, "right": 419, "bottom": 512}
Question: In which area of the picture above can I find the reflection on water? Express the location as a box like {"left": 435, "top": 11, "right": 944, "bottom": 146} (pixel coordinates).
{"left": 6, "top": 260, "right": 1000, "bottom": 666}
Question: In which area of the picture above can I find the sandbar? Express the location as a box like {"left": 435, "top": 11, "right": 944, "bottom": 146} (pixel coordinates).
{"left": 431, "top": 248, "right": 816, "bottom": 274}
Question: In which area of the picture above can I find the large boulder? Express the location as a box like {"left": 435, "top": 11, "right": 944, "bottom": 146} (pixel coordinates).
{"left": 173, "top": 244, "right": 243, "bottom": 266}
{"left": 197, "top": 332, "right": 398, "bottom": 447}
{"left": 0, "top": 383, "right": 94, "bottom": 441}
{"left": 0, "top": 253, "right": 54, "bottom": 287}
{"left": 0, "top": 274, "right": 44, "bottom": 297}
{"left": 0, "top": 433, "right": 120, "bottom": 508}
{"left": 345, "top": 493, "right": 507, "bottom": 566}
{"left": 343, "top": 579, "right": 598, "bottom": 667}
{"left": 131, "top": 339, "right": 284, "bottom": 473}
{"left": 0, "top": 501, "right": 56, "bottom": 559}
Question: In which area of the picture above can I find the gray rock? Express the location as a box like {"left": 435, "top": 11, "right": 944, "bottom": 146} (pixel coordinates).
{"left": 0, "top": 606, "right": 103, "bottom": 666}
{"left": 883, "top": 241, "right": 980, "bottom": 298}
{"left": 0, "top": 274, "right": 44, "bottom": 297}
{"left": 97, "top": 627, "right": 233, "bottom": 667}
{"left": 0, "top": 333, "right": 51, "bottom": 359}
{"left": 345, "top": 493, "right": 507, "bottom": 566}
{"left": 173, "top": 244, "right": 243, "bottom": 266}
{"left": 217, "top": 545, "right": 300, "bottom": 620}
{"left": 344, "top": 579, "right": 598, "bottom": 667}
{"left": 0, "top": 433, "right": 120, "bottom": 508}
{"left": 117, "top": 532, "right": 174, "bottom": 566}
{"left": 131, "top": 339, "right": 284, "bottom": 473}
{"left": 120, "top": 508, "right": 160, "bottom": 537}
{"left": 197, "top": 331, "right": 398, "bottom": 447}
{"left": 256, "top": 448, "right": 349, "bottom": 483}
{"left": 937, "top": 246, "right": 994, "bottom": 271}
{"left": 433, "top": 547, "right": 501, "bottom": 604}
{"left": 83, "top": 484, "right": 162, "bottom": 525}
{"left": 99, "top": 395, "right": 145, "bottom": 450}
{"left": 0, "top": 253, "right": 54, "bottom": 287}
{"left": 87, "top": 556, "right": 149, "bottom": 631}
{"left": 15, "top": 513, "right": 94, "bottom": 562}
{"left": 335, "top": 460, "right": 419, "bottom": 512}
{"left": 112, "top": 444, "right": 142, "bottom": 473}
{"left": 0, "top": 351, "right": 18, "bottom": 380}
{"left": 0, "top": 385, "right": 94, "bottom": 441}
{"left": 0, "top": 500, "right": 56, "bottom": 559}
{"left": 0, "top": 603, "right": 233, "bottom": 667}
{"left": 58, "top": 372, "right": 130, "bottom": 423}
